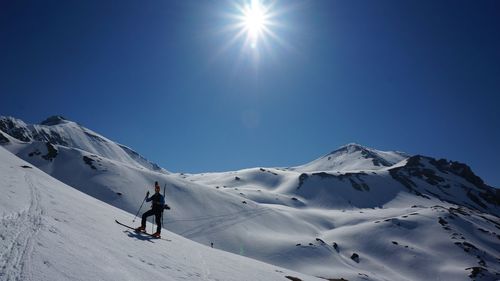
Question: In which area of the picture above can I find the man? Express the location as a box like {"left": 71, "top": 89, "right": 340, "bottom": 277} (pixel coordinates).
{"left": 135, "top": 181, "right": 165, "bottom": 238}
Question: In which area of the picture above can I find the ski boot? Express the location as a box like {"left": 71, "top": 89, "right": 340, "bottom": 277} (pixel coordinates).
{"left": 152, "top": 232, "right": 161, "bottom": 238}
{"left": 134, "top": 226, "right": 145, "bottom": 233}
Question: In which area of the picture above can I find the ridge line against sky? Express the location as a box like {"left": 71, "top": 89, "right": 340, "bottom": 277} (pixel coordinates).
{"left": 1, "top": 0, "right": 499, "bottom": 186}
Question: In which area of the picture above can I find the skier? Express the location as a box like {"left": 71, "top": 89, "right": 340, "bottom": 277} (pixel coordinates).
{"left": 135, "top": 181, "right": 165, "bottom": 238}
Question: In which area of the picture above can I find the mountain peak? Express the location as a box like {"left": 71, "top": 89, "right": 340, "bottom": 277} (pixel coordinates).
{"left": 333, "top": 143, "right": 368, "bottom": 154}
{"left": 293, "top": 143, "right": 409, "bottom": 172}
{"left": 40, "top": 115, "right": 69, "bottom": 126}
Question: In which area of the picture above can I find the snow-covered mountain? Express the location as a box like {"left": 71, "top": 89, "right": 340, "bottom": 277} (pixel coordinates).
{"left": 0, "top": 116, "right": 166, "bottom": 173}
{"left": 292, "top": 143, "right": 408, "bottom": 172}
{"left": 0, "top": 146, "right": 318, "bottom": 281}
{"left": 1, "top": 115, "right": 499, "bottom": 281}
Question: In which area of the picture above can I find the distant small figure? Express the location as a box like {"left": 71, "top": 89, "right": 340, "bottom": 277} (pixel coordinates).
{"left": 211, "top": 242, "right": 214, "bottom": 248}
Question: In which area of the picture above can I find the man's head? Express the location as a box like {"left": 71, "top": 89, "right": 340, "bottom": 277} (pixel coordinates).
{"left": 154, "top": 181, "right": 160, "bottom": 193}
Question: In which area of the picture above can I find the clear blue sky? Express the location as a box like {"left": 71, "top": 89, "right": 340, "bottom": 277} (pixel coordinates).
{"left": 1, "top": 0, "right": 499, "bottom": 187}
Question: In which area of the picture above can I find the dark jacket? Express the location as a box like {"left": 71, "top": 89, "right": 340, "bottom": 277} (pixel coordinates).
{"left": 146, "top": 193, "right": 165, "bottom": 212}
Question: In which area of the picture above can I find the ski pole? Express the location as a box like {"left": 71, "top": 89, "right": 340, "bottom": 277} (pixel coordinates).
{"left": 133, "top": 192, "right": 148, "bottom": 223}
{"left": 162, "top": 183, "right": 166, "bottom": 227}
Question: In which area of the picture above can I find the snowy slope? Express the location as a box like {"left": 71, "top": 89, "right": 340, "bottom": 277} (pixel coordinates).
{"left": 0, "top": 146, "right": 320, "bottom": 281}
{"left": 1, "top": 116, "right": 500, "bottom": 280}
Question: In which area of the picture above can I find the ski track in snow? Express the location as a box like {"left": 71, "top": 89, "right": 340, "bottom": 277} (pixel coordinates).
{"left": 176, "top": 207, "right": 272, "bottom": 239}
{"left": 0, "top": 172, "right": 43, "bottom": 281}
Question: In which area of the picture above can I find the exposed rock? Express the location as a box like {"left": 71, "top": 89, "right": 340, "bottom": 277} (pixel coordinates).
{"left": 316, "top": 238, "right": 325, "bottom": 244}
{"left": 297, "top": 173, "right": 309, "bottom": 189}
{"left": 0, "top": 131, "right": 9, "bottom": 144}
{"left": 0, "top": 116, "right": 32, "bottom": 141}
{"left": 465, "top": 266, "right": 488, "bottom": 279}
{"left": 285, "top": 276, "right": 302, "bottom": 281}
{"left": 42, "top": 142, "right": 58, "bottom": 161}
{"left": 350, "top": 253, "right": 360, "bottom": 263}
{"left": 83, "top": 156, "right": 97, "bottom": 170}
{"left": 438, "top": 217, "right": 448, "bottom": 226}
{"left": 390, "top": 155, "right": 499, "bottom": 210}
{"left": 454, "top": 241, "right": 478, "bottom": 253}
{"left": 40, "top": 115, "right": 67, "bottom": 126}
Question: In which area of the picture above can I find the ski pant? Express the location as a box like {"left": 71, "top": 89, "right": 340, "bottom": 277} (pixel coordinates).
{"left": 141, "top": 209, "right": 162, "bottom": 233}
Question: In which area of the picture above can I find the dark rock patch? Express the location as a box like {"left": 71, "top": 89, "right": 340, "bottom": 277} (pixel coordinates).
{"left": 0, "top": 132, "right": 9, "bottom": 143}
{"left": 454, "top": 241, "right": 478, "bottom": 253}
{"left": 479, "top": 215, "right": 500, "bottom": 229}
{"left": 465, "top": 266, "right": 488, "bottom": 279}
{"left": 40, "top": 115, "right": 67, "bottom": 126}
{"left": 0, "top": 117, "right": 32, "bottom": 142}
{"left": 297, "top": 173, "right": 309, "bottom": 189}
{"left": 32, "top": 130, "right": 68, "bottom": 146}
{"left": 390, "top": 155, "right": 500, "bottom": 211}
{"left": 350, "top": 253, "right": 360, "bottom": 263}
{"left": 285, "top": 276, "right": 302, "bottom": 281}
{"left": 477, "top": 256, "right": 486, "bottom": 267}
{"left": 477, "top": 228, "right": 489, "bottom": 234}
{"left": 20, "top": 165, "right": 32, "bottom": 169}
{"left": 312, "top": 172, "right": 336, "bottom": 179}
{"left": 42, "top": 142, "right": 58, "bottom": 161}
{"left": 83, "top": 156, "right": 97, "bottom": 170}
{"left": 449, "top": 207, "right": 470, "bottom": 216}
{"left": 28, "top": 149, "right": 42, "bottom": 157}
{"left": 316, "top": 238, "right": 325, "bottom": 244}
{"left": 259, "top": 168, "right": 278, "bottom": 176}
{"left": 438, "top": 217, "right": 448, "bottom": 226}
{"left": 466, "top": 190, "right": 488, "bottom": 209}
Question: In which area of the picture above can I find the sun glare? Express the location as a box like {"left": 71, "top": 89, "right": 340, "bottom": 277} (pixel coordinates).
{"left": 242, "top": 0, "right": 268, "bottom": 47}
{"left": 216, "top": 0, "right": 291, "bottom": 65}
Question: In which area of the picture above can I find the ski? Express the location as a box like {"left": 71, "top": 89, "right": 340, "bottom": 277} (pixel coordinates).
{"left": 115, "top": 219, "right": 171, "bottom": 241}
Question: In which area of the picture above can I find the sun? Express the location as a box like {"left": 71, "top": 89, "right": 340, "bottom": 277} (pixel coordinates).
{"left": 230, "top": 0, "right": 275, "bottom": 50}
{"left": 215, "top": 0, "right": 290, "bottom": 64}
{"left": 241, "top": 0, "right": 269, "bottom": 48}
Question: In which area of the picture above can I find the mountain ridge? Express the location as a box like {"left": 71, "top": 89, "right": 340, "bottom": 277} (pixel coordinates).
{"left": 0, "top": 115, "right": 167, "bottom": 173}
{"left": 1, "top": 115, "right": 499, "bottom": 280}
